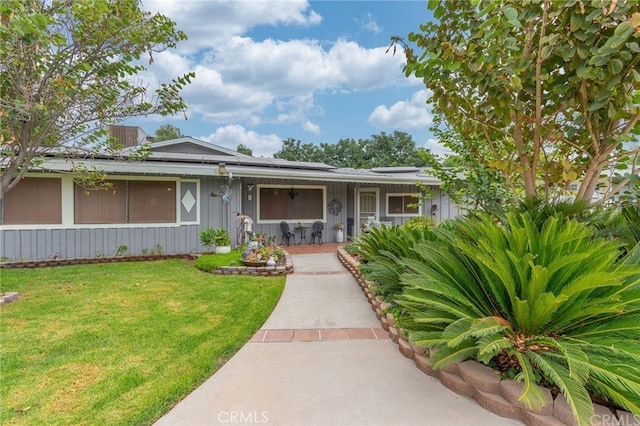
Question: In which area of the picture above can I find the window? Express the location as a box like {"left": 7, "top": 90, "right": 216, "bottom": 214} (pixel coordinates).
{"left": 128, "top": 181, "right": 176, "bottom": 223}
{"left": 75, "top": 181, "right": 126, "bottom": 224}
{"left": 258, "top": 185, "right": 325, "bottom": 222}
{"left": 386, "top": 193, "right": 420, "bottom": 216}
{"left": 4, "top": 177, "right": 62, "bottom": 224}
{"left": 75, "top": 180, "right": 176, "bottom": 224}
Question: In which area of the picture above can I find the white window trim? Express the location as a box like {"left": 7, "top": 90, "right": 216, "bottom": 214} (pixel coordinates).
{"left": 1, "top": 173, "right": 198, "bottom": 230}
{"left": 256, "top": 184, "right": 326, "bottom": 224}
{"left": 179, "top": 179, "right": 200, "bottom": 225}
{"left": 386, "top": 192, "right": 422, "bottom": 217}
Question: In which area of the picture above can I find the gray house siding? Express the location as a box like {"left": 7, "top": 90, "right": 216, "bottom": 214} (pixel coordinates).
{"left": 237, "top": 178, "right": 348, "bottom": 243}
{"left": 2, "top": 226, "right": 193, "bottom": 261}
{"left": 0, "top": 174, "right": 461, "bottom": 261}
{"left": 0, "top": 133, "right": 462, "bottom": 261}
{"left": 235, "top": 179, "right": 460, "bottom": 243}
{"left": 0, "top": 176, "right": 245, "bottom": 262}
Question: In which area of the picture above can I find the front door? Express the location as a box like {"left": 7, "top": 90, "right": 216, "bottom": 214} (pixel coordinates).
{"left": 357, "top": 188, "right": 379, "bottom": 237}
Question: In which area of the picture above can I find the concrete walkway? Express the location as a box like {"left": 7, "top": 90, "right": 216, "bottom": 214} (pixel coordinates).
{"left": 155, "top": 253, "right": 521, "bottom": 426}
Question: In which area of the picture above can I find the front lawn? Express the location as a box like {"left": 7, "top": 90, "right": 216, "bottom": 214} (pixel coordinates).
{"left": 0, "top": 259, "right": 285, "bottom": 425}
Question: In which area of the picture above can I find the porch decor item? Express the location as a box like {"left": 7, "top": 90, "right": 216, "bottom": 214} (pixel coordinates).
{"left": 212, "top": 228, "right": 231, "bottom": 254}
{"left": 336, "top": 223, "right": 344, "bottom": 243}
{"left": 328, "top": 198, "right": 342, "bottom": 215}
{"left": 311, "top": 221, "right": 324, "bottom": 244}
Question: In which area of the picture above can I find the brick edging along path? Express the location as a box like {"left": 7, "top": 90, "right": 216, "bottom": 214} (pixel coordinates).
{"left": 249, "top": 327, "right": 389, "bottom": 343}
{"left": 336, "top": 247, "right": 637, "bottom": 426}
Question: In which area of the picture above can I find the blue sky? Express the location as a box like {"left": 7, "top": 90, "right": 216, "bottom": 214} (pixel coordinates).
{"left": 128, "top": 1, "right": 437, "bottom": 157}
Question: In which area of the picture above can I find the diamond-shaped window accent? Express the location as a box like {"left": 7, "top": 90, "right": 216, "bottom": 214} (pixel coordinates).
{"left": 181, "top": 190, "right": 196, "bottom": 213}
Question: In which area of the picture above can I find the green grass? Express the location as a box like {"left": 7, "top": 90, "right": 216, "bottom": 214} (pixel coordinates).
{"left": 0, "top": 259, "right": 284, "bottom": 425}
{"left": 195, "top": 249, "right": 244, "bottom": 271}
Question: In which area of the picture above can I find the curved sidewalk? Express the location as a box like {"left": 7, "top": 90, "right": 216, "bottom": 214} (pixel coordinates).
{"left": 155, "top": 253, "right": 521, "bottom": 426}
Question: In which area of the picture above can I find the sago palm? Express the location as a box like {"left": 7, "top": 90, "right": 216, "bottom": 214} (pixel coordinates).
{"left": 398, "top": 213, "right": 640, "bottom": 426}
{"left": 357, "top": 224, "right": 437, "bottom": 301}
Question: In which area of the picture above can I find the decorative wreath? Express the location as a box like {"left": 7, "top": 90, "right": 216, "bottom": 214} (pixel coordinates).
{"left": 327, "top": 198, "right": 343, "bottom": 216}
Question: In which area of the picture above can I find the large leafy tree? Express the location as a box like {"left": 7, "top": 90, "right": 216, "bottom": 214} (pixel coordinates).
{"left": 318, "top": 138, "right": 369, "bottom": 168}
{"left": 236, "top": 144, "right": 253, "bottom": 156}
{"left": 0, "top": 0, "right": 194, "bottom": 198}
{"left": 273, "top": 138, "right": 322, "bottom": 163}
{"left": 274, "top": 131, "right": 430, "bottom": 168}
{"left": 393, "top": 0, "right": 640, "bottom": 203}
{"left": 153, "top": 124, "right": 184, "bottom": 142}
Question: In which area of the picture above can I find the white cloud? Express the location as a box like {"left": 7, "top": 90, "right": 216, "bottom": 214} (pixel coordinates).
{"left": 302, "top": 121, "right": 320, "bottom": 134}
{"left": 198, "top": 125, "right": 283, "bottom": 157}
{"left": 368, "top": 89, "right": 433, "bottom": 130}
{"left": 136, "top": 1, "right": 422, "bottom": 143}
{"left": 355, "top": 13, "right": 381, "bottom": 34}
{"left": 184, "top": 64, "right": 273, "bottom": 123}
{"left": 211, "top": 37, "right": 404, "bottom": 94}
{"left": 158, "top": 35, "right": 407, "bottom": 128}
{"left": 142, "top": 0, "right": 322, "bottom": 54}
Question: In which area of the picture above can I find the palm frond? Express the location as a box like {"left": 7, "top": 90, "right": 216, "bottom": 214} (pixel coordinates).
{"left": 476, "top": 334, "right": 513, "bottom": 364}
{"left": 527, "top": 351, "right": 594, "bottom": 426}
{"left": 430, "top": 341, "right": 478, "bottom": 370}
{"left": 569, "top": 315, "right": 640, "bottom": 340}
{"left": 513, "top": 350, "right": 551, "bottom": 411}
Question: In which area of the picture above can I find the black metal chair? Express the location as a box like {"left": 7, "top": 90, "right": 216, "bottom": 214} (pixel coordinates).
{"left": 280, "top": 221, "right": 295, "bottom": 246}
{"left": 310, "top": 221, "right": 324, "bottom": 245}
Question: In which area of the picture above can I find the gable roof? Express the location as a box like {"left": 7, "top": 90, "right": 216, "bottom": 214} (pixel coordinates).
{"left": 147, "top": 137, "right": 253, "bottom": 158}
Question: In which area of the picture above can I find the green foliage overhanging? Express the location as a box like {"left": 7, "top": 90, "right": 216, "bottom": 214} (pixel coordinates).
{"left": 0, "top": 0, "right": 194, "bottom": 196}
{"left": 392, "top": 0, "right": 640, "bottom": 204}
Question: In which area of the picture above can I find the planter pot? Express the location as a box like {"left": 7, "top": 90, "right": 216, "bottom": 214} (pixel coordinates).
{"left": 215, "top": 245, "right": 231, "bottom": 254}
{"left": 336, "top": 230, "right": 344, "bottom": 243}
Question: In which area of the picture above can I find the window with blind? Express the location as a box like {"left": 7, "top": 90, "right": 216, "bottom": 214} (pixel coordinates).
{"left": 258, "top": 186, "right": 325, "bottom": 222}
{"left": 75, "top": 180, "right": 176, "bottom": 224}
{"left": 386, "top": 194, "right": 420, "bottom": 216}
{"left": 4, "top": 177, "right": 63, "bottom": 224}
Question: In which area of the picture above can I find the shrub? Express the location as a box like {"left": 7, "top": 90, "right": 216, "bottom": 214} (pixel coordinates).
{"left": 356, "top": 224, "right": 437, "bottom": 302}
{"left": 195, "top": 250, "right": 244, "bottom": 271}
{"left": 212, "top": 228, "right": 231, "bottom": 246}
{"left": 199, "top": 228, "right": 231, "bottom": 252}
{"left": 199, "top": 228, "right": 216, "bottom": 252}
{"left": 398, "top": 213, "right": 640, "bottom": 425}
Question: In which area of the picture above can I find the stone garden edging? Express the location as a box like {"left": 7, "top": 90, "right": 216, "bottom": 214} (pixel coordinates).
{"left": 336, "top": 247, "right": 636, "bottom": 426}
{"left": 0, "top": 253, "right": 197, "bottom": 269}
{"left": 212, "top": 253, "right": 294, "bottom": 276}
{"left": 1, "top": 252, "right": 294, "bottom": 276}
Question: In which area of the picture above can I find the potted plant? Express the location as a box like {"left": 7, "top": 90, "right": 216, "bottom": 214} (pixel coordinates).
{"left": 335, "top": 222, "right": 344, "bottom": 243}
{"left": 199, "top": 227, "right": 216, "bottom": 253}
{"left": 212, "top": 228, "right": 232, "bottom": 254}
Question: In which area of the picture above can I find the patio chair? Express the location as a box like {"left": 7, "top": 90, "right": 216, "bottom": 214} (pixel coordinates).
{"left": 310, "top": 221, "right": 324, "bottom": 245}
{"left": 280, "top": 221, "right": 295, "bottom": 246}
